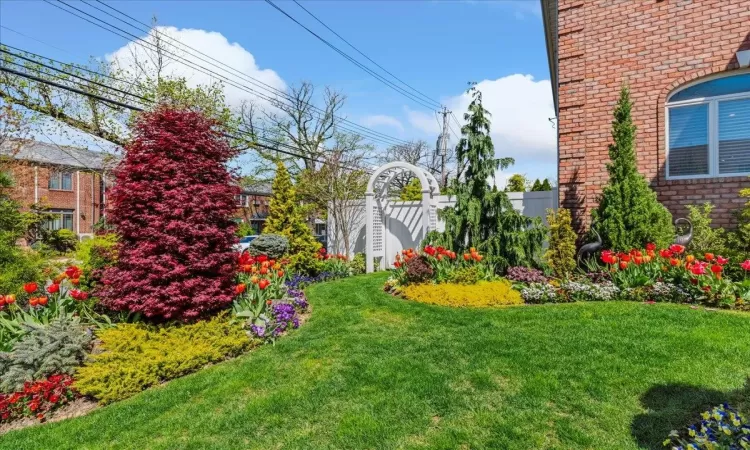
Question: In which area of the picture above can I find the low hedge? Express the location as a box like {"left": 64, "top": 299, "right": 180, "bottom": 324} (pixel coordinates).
{"left": 75, "top": 314, "right": 253, "bottom": 405}
{"left": 402, "top": 280, "right": 522, "bottom": 307}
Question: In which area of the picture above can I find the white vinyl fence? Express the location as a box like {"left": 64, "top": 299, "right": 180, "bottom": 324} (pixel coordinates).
{"left": 327, "top": 189, "right": 557, "bottom": 268}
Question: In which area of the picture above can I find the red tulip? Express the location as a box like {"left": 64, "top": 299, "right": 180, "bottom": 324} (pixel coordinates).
{"left": 645, "top": 243, "right": 656, "bottom": 251}
{"left": 23, "top": 282, "right": 38, "bottom": 294}
{"left": 669, "top": 244, "right": 685, "bottom": 254}
{"left": 29, "top": 297, "right": 38, "bottom": 307}
{"left": 258, "top": 279, "right": 270, "bottom": 290}
{"left": 710, "top": 264, "right": 722, "bottom": 274}
{"left": 46, "top": 284, "right": 59, "bottom": 294}
{"left": 393, "top": 261, "right": 401, "bottom": 268}
{"left": 634, "top": 256, "right": 644, "bottom": 265}
{"left": 669, "top": 258, "right": 680, "bottom": 267}
{"left": 741, "top": 260, "right": 750, "bottom": 271}
{"left": 659, "top": 249, "right": 673, "bottom": 258}
{"left": 37, "top": 296, "right": 48, "bottom": 306}
{"left": 463, "top": 254, "right": 470, "bottom": 261}
{"left": 266, "top": 299, "right": 272, "bottom": 305}
{"left": 256, "top": 255, "right": 268, "bottom": 263}
{"left": 277, "top": 270, "right": 284, "bottom": 277}
{"left": 704, "top": 253, "right": 715, "bottom": 262}
{"left": 716, "top": 256, "right": 728, "bottom": 265}
{"left": 437, "top": 254, "right": 443, "bottom": 261}
{"left": 260, "top": 267, "right": 269, "bottom": 275}
{"left": 619, "top": 261, "right": 628, "bottom": 270}
{"left": 234, "top": 284, "right": 246, "bottom": 295}
{"left": 619, "top": 253, "right": 632, "bottom": 263}
{"left": 65, "top": 266, "right": 82, "bottom": 279}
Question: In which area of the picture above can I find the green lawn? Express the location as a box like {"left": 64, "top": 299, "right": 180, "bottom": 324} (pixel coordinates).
{"left": 3, "top": 273, "right": 750, "bottom": 449}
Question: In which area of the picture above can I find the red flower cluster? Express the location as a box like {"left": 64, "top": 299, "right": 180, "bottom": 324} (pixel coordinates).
{"left": 0, "top": 374, "right": 78, "bottom": 423}
{"left": 601, "top": 248, "right": 654, "bottom": 268}
{"left": 0, "top": 294, "right": 16, "bottom": 310}
{"left": 69, "top": 289, "right": 89, "bottom": 301}
{"left": 317, "top": 247, "right": 347, "bottom": 261}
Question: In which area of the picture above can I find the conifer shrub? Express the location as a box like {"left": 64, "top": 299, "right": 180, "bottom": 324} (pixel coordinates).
{"left": 99, "top": 107, "right": 239, "bottom": 320}
{"left": 247, "top": 234, "right": 289, "bottom": 259}
{"left": 543, "top": 208, "right": 577, "bottom": 279}
{"left": 402, "top": 280, "right": 522, "bottom": 307}
{"left": 263, "top": 161, "right": 321, "bottom": 275}
{"left": 0, "top": 317, "right": 91, "bottom": 393}
{"left": 591, "top": 86, "right": 674, "bottom": 251}
{"left": 74, "top": 315, "right": 252, "bottom": 405}
{"left": 685, "top": 203, "right": 726, "bottom": 254}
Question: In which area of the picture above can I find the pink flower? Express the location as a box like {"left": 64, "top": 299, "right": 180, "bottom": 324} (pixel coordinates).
{"left": 741, "top": 260, "right": 750, "bottom": 271}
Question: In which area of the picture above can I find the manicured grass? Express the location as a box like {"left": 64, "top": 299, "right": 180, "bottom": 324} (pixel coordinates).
{"left": 3, "top": 273, "right": 750, "bottom": 449}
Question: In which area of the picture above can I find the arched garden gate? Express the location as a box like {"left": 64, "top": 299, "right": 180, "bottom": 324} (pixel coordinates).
{"left": 365, "top": 161, "right": 441, "bottom": 273}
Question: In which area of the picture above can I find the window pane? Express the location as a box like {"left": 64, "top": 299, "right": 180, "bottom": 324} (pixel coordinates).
{"left": 49, "top": 172, "right": 60, "bottom": 189}
{"left": 670, "top": 73, "right": 750, "bottom": 102}
{"left": 49, "top": 214, "right": 62, "bottom": 231}
{"left": 63, "top": 213, "right": 74, "bottom": 231}
{"left": 62, "top": 172, "right": 72, "bottom": 190}
{"left": 668, "top": 104, "right": 709, "bottom": 177}
{"left": 719, "top": 98, "right": 750, "bottom": 174}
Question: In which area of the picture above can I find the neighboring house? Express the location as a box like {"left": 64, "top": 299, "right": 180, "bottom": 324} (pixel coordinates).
{"left": 235, "top": 182, "right": 272, "bottom": 234}
{"left": 541, "top": 0, "right": 750, "bottom": 230}
{"left": 0, "top": 140, "right": 114, "bottom": 239}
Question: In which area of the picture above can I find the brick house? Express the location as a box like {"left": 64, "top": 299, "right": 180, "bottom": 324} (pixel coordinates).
{"left": 235, "top": 182, "right": 272, "bottom": 234}
{"left": 1, "top": 140, "right": 113, "bottom": 239}
{"left": 541, "top": 0, "right": 750, "bottom": 231}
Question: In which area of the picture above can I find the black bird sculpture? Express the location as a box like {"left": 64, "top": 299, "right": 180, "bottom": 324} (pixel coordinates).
{"left": 673, "top": 218, "right": 693, "bottom": 247}
{"left": 577, "top": 228, "right": 603, "bottom": 262}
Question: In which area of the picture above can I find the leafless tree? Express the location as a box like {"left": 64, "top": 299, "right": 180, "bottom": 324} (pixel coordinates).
{"left": 378, "top": 140, "right": 454, "bottom": 193}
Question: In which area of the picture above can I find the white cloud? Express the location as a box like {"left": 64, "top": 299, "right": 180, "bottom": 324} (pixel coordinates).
{"left": 360, "top": 114, "right": 404, "bottom": 132}
{"left": 106, "top": 27, "right": 286, "bottom": 111}
{"left": 408, "top": 74, "right": 556, "bottom": 180}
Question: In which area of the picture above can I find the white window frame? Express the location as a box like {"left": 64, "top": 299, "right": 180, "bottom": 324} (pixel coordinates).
{"left": 48, "top": 170, "right": 74, "bottom": 191}
{"left": 666, "top": 72, "right": 750, "bottom": 180}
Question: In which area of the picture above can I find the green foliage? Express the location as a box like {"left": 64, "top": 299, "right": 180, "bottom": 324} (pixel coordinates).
{"left": 505, "top": 174, "right": 527, "bottom": 192}
{"left": 264, "top": 161, "right": 321, "bottom": 274}
{"left": 0, "top": 250, "right": 43, "bottom": 297}
{"left": 402, "top": 280, "right": 523, "bottom": 307}
{"left": 399, "top": 178, "right": 423, "bottom": 201}
{"left": 75, "top": 314, "right": 252, "bottom": 405}
{"left": 446, "top": 266, "right": 482, "bottom": 285}
{"left": 530, "top": 179, "right": 553, "bottom": 192}
{"left": 349, "top": 253, "right": 366, "bottom": 275}
{"left": 433, "top": 85, "right": 545, "bottom": 271}
{"left": 76, "top": 233, "right": 118, "bottom": 290}
{"left": 0, "top": 316, "right": 91, "bottom": 393}
{"left": 685, "top": 203, "right": 726, "bottom": 254}
{"left": 235, "top": 221, "right": 253, "bottom": 238}
{"left": 591, "top": 85, "right": 674, "bottom": 251}
{"left": 43, "top": 228, "right": 78, "bottom": 253}
{"left": 247, "top": 234, "right": 289, "bottom": 259}
{"left": 544, "top": 208, "right": 577, "bottom": 279}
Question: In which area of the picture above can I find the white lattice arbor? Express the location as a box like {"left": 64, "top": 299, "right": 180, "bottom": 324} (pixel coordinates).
{"left": 365, "top": 161, "right": 440, "bottom": 273}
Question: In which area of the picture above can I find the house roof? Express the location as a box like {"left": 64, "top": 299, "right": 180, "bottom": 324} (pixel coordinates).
{"left": 0, "top": 140, "right": 116, "bottom": 171}
{"left": 540, "top": 0, "right": 558, "bottom": 114}
{"left": 241, "top": 181, "right": 272, "bottom": 196}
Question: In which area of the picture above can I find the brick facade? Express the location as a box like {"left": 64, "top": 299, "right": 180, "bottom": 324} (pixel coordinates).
{"left": 6, "top": 161, "right": 106, "bottom": 237}
{"left": 551, "top": 0, "right": 750, "bottom": 230}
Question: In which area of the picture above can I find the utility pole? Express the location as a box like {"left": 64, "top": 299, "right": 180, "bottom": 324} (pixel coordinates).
{"left": 435, "top": 106, "right": 451, "bottom": 188}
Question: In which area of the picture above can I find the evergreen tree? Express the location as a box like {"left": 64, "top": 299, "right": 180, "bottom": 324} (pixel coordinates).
{"left": 505, "top": 174, "right": 528, "bottom": 192}
{"left": 543, "top": 208, "right": 577, "bottom": 279}
{"left": 264, "top": 161, "right": 321, "bottom": 273}
{"left": 591, "top": 86, "right": 673, "bottom": 250}
{"left": 530, "top": 179, "right": 542, "bottom": 192}
{"left": 540, "top": 178, "right": 552, "bottom": 191}
{"left": 431, "top": 85, "right": 545, "bottom": 270}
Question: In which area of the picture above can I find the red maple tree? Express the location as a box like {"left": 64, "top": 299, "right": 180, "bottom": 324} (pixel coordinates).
{"left": 99, "top": 107, "right": 239, "bottom": 320}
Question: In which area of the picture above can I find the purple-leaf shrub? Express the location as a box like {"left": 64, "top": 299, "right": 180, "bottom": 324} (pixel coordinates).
{"left": 505, "top": 266, "right": 548, "bottom": 284}
{"left": 99, "top": 107, "right": 239, "bottom": 320}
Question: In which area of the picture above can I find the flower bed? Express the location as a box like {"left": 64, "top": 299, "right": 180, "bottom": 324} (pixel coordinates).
{"left": 0, "top": 375, "right": 78, "bottom": 423}
{"left": 519, "top": 244, "right": 750, "bottom": 309}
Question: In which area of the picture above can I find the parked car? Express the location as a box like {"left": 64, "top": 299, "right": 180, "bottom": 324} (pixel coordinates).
{"left": 234, "top": 235, "right": 258, "bottom": 253}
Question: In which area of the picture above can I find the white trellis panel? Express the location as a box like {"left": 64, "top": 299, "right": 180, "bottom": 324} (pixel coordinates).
{"left": 372, "top": 204, "right": 384, "bottom": 255}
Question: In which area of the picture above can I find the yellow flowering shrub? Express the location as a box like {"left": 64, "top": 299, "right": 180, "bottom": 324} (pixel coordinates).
{"left": 402, "top": 280, "right": 523, "bottom": 307}
{"left": 75, "top": 314, "right": 253, "bottom": 404}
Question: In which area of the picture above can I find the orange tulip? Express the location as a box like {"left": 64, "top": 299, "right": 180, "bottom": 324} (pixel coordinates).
{"left": 704, "top": 253, "right": 715, "bottom": 262}
{"left": 250, "top": 276, "right": 260, "bottom": 284}
{"left": 258, "top": 279, "right": 271, "bottom": 290}
{"left": 463, "top": 254, "right": 470, "bottom": 261}
{"left": 634, "top": 256, "right": 644, "bottom": 265}
{"left": 260, "top": 267, "right": 269, "bottom": 275}
{"left": 277, "top": 270, "right": 284, "bottom": 277}
{"left": 5, "top": 294, "right": 15, "bottom": 304}
{"left": 619, "top": 261, "right": 628, "bottom": 270}
{"left": 686, "top": 255, "right": 695, "bottom": 263}
{"left": 234, "top": 284, "right": 246, "bottom": 295}
{"left": 669, "top": 258, "right": 680, "bottom": 267}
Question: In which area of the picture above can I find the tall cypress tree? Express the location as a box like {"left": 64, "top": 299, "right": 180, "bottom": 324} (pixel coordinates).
{"left": 433, "top": 85, "right": 544, "bottom": 269}
{"left": 264, "top": 161, "right": 321, "bottom": 273}
{"left": 591, "top": 85, "right": 673, "bottom": 250}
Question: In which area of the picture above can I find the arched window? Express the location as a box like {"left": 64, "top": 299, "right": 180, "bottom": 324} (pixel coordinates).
{"left": 667, "top": 72, "right": 750, "bottom": 179}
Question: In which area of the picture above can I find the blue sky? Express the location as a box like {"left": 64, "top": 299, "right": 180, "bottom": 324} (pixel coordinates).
{"left": 0, "top": 0, "right": 556, "bottom": 185}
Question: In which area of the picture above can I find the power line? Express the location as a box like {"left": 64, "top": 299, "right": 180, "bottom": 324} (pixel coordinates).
{"left": 291, "top": 0, "right": 440, "bottom": 107}
{"left": 0, "top": 25, "right": 77, "bottom": 57}
{"left": 62, "top": 0, "right": 409, "bottom": 147}
{"left": 88, "top": 0, "right": 405, "bottom": 147}
{"left": 43, "top": 0, "right": 405, "bottom": 147}
{"left": 0, "top": 63, "right": 369, "bottom": 173}
{"left": 264, "top": 0, "right": 441, "bottom": 111}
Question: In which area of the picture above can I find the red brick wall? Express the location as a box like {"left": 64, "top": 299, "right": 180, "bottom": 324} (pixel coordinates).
{"left": 7, "top": 161, "right": 105, "bottom": 236}
{"left": 557, "top": 0, "right": 750, "bottom": 230}
{"left": 235, "top": 194, "right": 270, "bottom": 233}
